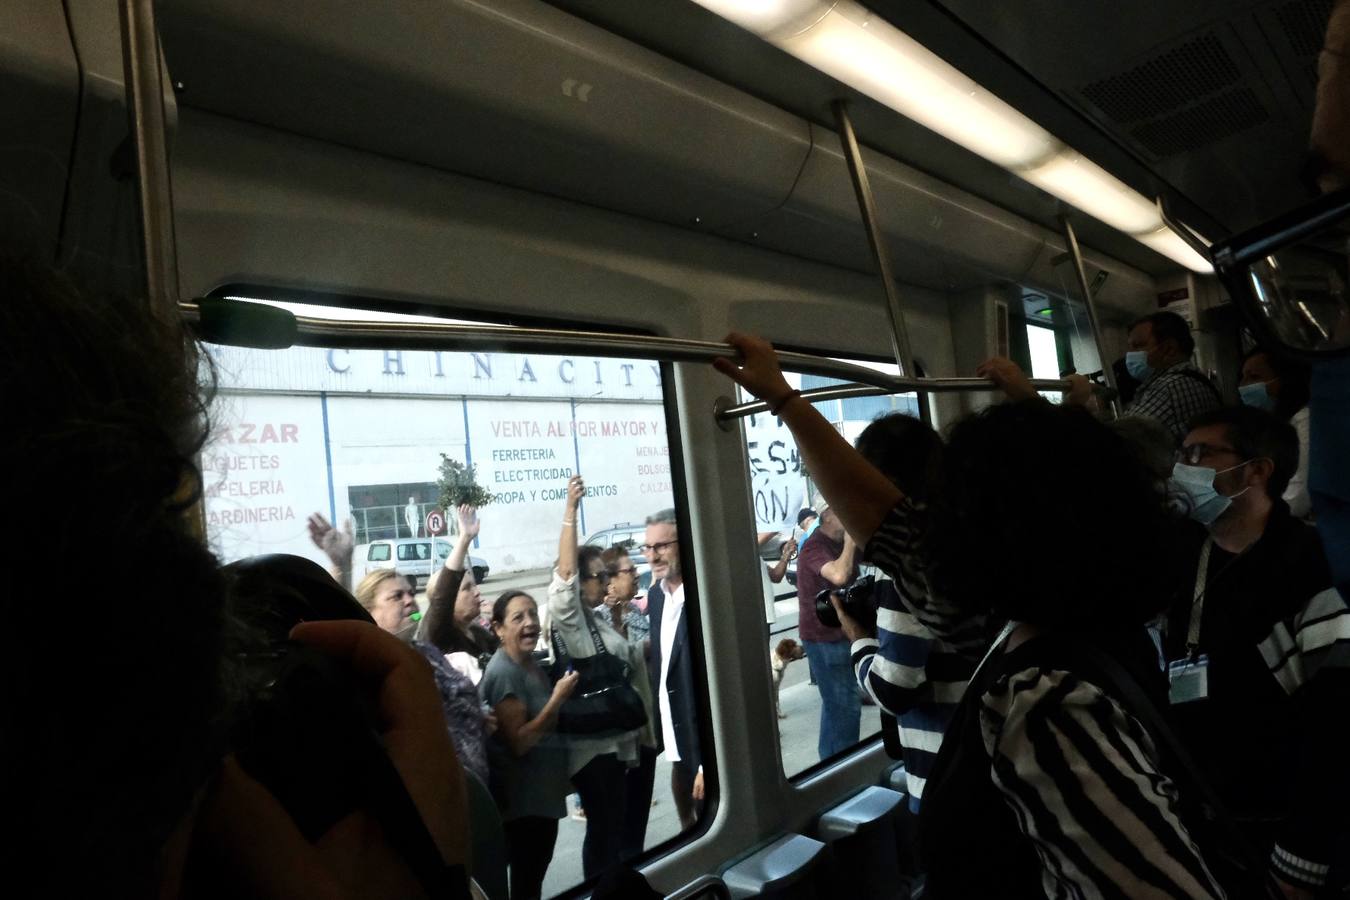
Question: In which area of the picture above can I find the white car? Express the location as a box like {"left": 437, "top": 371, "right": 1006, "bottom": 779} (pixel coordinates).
{"left": 353, "top": 537, "right": 490, "bottom": 590}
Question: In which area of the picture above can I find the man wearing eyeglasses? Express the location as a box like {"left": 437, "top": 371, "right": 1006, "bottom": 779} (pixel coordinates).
{"left": 642, "top": 508, "right": 703, "bottom": 830}
{"left": 1164, "top": 406, "right": 1347, "bottom": 895}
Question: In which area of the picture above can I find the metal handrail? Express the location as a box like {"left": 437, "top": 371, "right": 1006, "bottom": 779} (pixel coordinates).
{"left": 1156, "top": 196, "right": 1214, "bottom": 261}
{"left": 718, "top": 374, "right": 1069, "bottom": 420}
{"left": 181, "top": 299, "right": 1071, "bottom": 422}
{"left": 183, "top": 299, "right": 904, "bottom": 387}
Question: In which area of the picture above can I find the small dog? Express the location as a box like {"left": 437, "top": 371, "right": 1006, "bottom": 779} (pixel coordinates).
{"left": 771, "top": 638, "right": 807, "bottom": 719}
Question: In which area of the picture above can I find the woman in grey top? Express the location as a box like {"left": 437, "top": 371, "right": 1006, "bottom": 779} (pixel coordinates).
{"left": 481, "top": 590, "right": 577, "bottom": 900}
{"left": 550, "top": 477, "right": 657, "bottom": 878}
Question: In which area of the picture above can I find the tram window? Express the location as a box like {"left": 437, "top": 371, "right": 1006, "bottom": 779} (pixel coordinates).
{"left": 738, "top": 363, "right": 918, "bottom": 777}
{"left": 199, "top": 298, "right": 701, "bottom": 898}
{"left": 1026, "top": 323, "right": 1065, "bottom": 403}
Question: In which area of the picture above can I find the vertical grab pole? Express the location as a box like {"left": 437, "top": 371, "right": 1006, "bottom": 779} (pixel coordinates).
{"left": 119, "top": 0, "right": 205, "bottom": 540}
{"left": 832, "top": 100, "right": 930, "bottom": 424}
{"left": 118, "top": 0, "right": 181, "bottom": 323}
{"left": 1059, "top": 215, "right": 1121, "bottom": 417}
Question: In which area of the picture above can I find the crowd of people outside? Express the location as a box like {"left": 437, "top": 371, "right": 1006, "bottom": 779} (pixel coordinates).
{"left": 306, "top": 481, "right": 704, "bottom": 898}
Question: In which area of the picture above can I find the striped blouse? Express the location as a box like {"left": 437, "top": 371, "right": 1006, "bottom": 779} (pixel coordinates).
{"left": 979, "top": 660, "right": 1223, "bottom": 897}
{"left": 865, "top": 501, "right": 1226, "bottom": 896}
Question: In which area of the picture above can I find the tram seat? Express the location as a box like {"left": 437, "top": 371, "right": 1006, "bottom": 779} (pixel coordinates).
{"left": 720, "top": 833, "right": 831, "bottom": 899}
{"left": 815, "top": 785, "right": 910, "bottom": 900}
{"left": 464, "top": 771, "right": 508, "bottom": 900}
{"left": 879, "top": 763, "right": 922, "bottom": 879}
{"left": 662, "top": 873, "right": 733, "bottom": 900}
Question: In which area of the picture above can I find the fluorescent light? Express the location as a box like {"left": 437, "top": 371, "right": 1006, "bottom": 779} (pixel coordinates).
{"left": 688, "top": 0, "right": 828, "bottom": 35}
{"left": 781, "top": 4, "right": 1057, "bottom": 168}
{"left": 1020, "top": 151, "right": 1162, "bottom": 235}
{"left": 690, "top": 0, "right": 1214, "bottom": 272}
{"left": 1136, "top": 228, "right": 1214, "bottom": 273}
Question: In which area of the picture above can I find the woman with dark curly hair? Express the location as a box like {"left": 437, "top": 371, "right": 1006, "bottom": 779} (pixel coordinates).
{"left": 715, "top": 333, "right": 1229, "bottom": 899}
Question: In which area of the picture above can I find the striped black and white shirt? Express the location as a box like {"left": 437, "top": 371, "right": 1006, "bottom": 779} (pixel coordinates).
{"left": 980, "top": 657, "right": 1224, "bottom": 897}
{"left": 852, "top": 500, "right": 979, "bottom": 810}
{"left": 865, "top": 502, "right": 1226, "bottom": 897}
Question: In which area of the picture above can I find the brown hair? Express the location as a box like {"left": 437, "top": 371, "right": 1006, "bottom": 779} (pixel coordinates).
{"left": 354, "top": 569, "right": 408, "bottom": 612}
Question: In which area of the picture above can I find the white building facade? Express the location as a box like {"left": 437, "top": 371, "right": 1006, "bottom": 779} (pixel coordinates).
{"left": 202, "top": 343, "right": 676, "bottom": 574}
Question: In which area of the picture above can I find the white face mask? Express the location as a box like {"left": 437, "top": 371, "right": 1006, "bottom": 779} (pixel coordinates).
{"left": 1125, "top": 350, "right": 1152, "bottom": 381}
{"left": 1169, "top": 460, "right": 1253, "bottom": 525}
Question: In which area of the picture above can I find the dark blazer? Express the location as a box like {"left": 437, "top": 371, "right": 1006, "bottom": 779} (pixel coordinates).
{"left": 646, "top": 580, "right": 701, "bottom": 772}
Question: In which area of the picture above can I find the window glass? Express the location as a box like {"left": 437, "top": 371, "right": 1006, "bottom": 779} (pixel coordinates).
{"left": 201, "top": 301, "right": 697, "bottom": 897}
{"left": 1026, "top": 323, "right": 1064, "bottom": 403}
{"left": 736, "top": 365, "right": 919, "bottom": 777}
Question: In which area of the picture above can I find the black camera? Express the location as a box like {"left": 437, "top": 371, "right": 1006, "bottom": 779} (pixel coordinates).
{"left": 814, "top": 574, "right": 878, "bottom": 631}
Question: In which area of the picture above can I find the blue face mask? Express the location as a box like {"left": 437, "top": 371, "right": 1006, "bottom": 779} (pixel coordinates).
{"left": 1125, "top": 350, "right": 1152, "bottom": 382}
{"left": 1239, "top": 380, "right": 1277, "bottom": 412}
{"left": 1170, "top": 461, "right": 1251, "bottom": 526}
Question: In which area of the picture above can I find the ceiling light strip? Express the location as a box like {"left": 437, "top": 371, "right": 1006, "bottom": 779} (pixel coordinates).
{"left": 691, "top": 0, "right": 1212, "bottom": 272}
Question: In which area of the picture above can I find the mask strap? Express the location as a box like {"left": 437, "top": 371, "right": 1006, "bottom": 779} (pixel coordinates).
{"left": 1214, "top": 456, "right": 1273, "bottom": 498}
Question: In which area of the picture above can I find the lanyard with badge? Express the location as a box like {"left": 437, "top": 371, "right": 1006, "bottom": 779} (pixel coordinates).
{"left": 1168, "top": 538, "right": 1214, "bottom": 704}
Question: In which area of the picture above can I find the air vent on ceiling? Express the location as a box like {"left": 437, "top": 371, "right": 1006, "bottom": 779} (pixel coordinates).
{"left": 1129, "top": 86, "right": 1269, "bottom": 158}
{"left": 1270, "top": 0, "right": 1334, "bottom": 97}
{"left": 1080, "top": 32, "right": 1240, "bottom": 123}
{"left": 1274, "top": 0, "right": 1334, "bottom": 56}
{"left": 1075, "top": 28, "right": 1276, "bottom": 160}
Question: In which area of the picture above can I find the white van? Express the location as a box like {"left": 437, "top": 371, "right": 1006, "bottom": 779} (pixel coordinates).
{"left": 353, "top": 538, "right": 490, "bottom": 590}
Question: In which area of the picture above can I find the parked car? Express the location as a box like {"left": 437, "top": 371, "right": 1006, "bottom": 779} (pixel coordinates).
{"left": 582, "top": 523, "right": 653, "bottom": 592}
{"left": 353, "top": 537, "right": 490, "bottom": 590}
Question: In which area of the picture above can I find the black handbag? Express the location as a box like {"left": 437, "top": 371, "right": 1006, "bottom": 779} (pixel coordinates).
{"left": 550, "top": 609, "right": 648, "bottom": 736}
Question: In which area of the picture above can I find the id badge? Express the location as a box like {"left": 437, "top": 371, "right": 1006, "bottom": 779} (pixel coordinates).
{"left": 1167, "top": 654, "right": 1210, "bottom": 705}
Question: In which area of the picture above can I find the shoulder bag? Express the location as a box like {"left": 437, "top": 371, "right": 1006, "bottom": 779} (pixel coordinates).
{"left": 550, "top": 609, "right": 648, "bottom": 736}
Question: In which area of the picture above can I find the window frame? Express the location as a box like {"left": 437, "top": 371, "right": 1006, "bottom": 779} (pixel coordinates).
{"left": 199, "top": 288, "right": 718, "bottom": 890}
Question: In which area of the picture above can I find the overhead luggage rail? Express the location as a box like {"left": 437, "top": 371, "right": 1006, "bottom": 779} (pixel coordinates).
{"left": 180, "top": 298, "right": 1071, "bottom": 423}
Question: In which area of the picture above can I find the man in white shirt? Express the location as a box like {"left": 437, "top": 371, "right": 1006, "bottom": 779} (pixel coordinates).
{"left": 643, "top": 508, "right": 703, "bottom": 830}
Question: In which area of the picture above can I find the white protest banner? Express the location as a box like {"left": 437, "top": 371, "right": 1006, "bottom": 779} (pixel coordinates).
{"left": 743, "top": 410, "right": 806, "bottom": 532}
